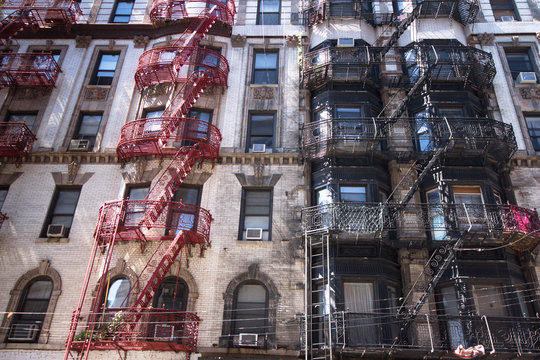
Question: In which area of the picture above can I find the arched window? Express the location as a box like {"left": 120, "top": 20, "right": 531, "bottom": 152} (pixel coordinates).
{"left": 233, "top": 282, "right": 268, "bottom": 335}
{"left": 8, "top": 277, "right": 53, "bottom": 342}
{"left": 153, "top": 276, "right": 188, "bottom": 311}
{"left": 105, "top": 277, "right": 130, "bottom": 309}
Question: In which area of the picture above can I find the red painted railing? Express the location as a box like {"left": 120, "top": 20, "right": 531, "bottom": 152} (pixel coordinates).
{"left": 0, "top": 122, "right": 36, "bottom": 158}
{"left": 0, "top": 53, "right": 60, "bottom": 88}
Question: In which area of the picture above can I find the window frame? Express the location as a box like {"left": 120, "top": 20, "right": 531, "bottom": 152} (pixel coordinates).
{"left": 72, "top": 112, "right": 103, "bottom": 151}
{"left": 239, "top": 188, "right": 273, "bottom": 241}
{"left": 504, "top": 48, "right": 538, "bottom": 82}
{"left": 5, "top": 111, "right": 39, "bottom": 132}
{"left": 252, "top": 50, "right": 279, "bottom": 85}
{"left": 490, "top": 0, "right": 519, "bottom": 21}
{"left": 525, "top": 114, "right": 540, "bottom": 152}
{"left": 246, "top": 112, "right": 275, "bottom": 153}
{"left": 232, "top": 281, "right": 269, "bottom": 336}
{"left": 89, "top": 52, "right": 120, "bottom": 86}
{"left": 41, "top": 186, "right": 82, "bottom": 238}
{"left": 109, "top": 0, "right": 135, "bottom": 23}
{"left": 256, "top": 0, "right": 281, "bottom": 25}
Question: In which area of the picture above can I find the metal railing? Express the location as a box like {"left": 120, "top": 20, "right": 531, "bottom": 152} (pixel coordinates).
{"left": 301, "top": 117, "right": 517, "bottom": 161}
{"left": 0, "top": 53, "right": 60, "bottom": 88}
{"left": 0, "top": 122, "right": 37, "bottom": 158}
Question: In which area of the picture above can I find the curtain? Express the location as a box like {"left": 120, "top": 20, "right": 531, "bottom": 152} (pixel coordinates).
{"left": 344, "top": 282, "right": 377, "bottom": 346}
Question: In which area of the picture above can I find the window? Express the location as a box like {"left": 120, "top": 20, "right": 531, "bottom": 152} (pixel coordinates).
{"left": 233, "top": 283, "right": 267, "bottom": 335}
{"left": 124, "top": 184, "right": 149, "bottom": 225}
{"left": 413, "top": 109, "right": 433, "bottom": 152}
{"left": 343, "top": 282, "right": 376, "bottom": 345}
{"left": 8, "top": 277, "right": 53, "bottom": 343}
{"left": 42, "top": 187, "right": 81, "bottom": 237}
{"left": 195, "top": 46, "right": 221, "bottom": 73}
{"left": 142, "top": 108, "right": 165, "bottom": 136}
{"left": 90, "top": 52, "right": 120, "bottom": 86}
{"left": 247, "top": 113, "right": 274, "bottom": 153}
{"left": 105, "top": 277, "right": 130, "bottom": 308}
{"left": 252, "top": 51, "right": 278, "bottom": 84}
{"left": 110, "top": 0, "right": 134, "bottom": 23}
{"left": 184, "top": 109, "right": 213, "bottom": 146}
{"left": 335, "top": 106, "right": 364, "bottom": 139}
{"left": 490, "top": 0, "right": 518, "bottom": 20}
{"left": 525, "top": 115, "right": 540, "bottom": 151}
{"left": 153, "top": 277, "right": 188, "bottom": 310}
{"left": 439, "top": 285, "right": 465, "bottom": 349}
{"left": 240, "top": 189, "right": 272, "bottom": 241}
{"left": 340, "top": 185, "right": 367, "bottom": 202}
{"left": 72, "top": 113, "right": 102, "bottom": 150}
{"left": 6, "top": 112, "right": 37, "bottom": 131}
{"left": 167, "top": 186, "right": 201, "bottom": 234}
{"left": 505, "top": 49, "right": 537, "bottom": 81}
{"left": 257, "top": 0, "right": 280, "bottom": 24}
{"left": 453, "top": 186, "right": 486, "bottom": 231}
{"left": 427, "top": 189, "right": 446, "bottom": 240}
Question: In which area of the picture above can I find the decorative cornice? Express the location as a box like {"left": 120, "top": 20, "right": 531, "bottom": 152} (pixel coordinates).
{"left": 2, "top": 152, "right": 120, "bottom": 165}
{"left": 511, "top": 155, "right": 540, "bottom": 168}
{"left": 220, "top": 153, "right": 301, "bottom": 166}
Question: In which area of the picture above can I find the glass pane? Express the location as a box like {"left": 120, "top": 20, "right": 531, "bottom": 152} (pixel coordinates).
{"left": 317, "top": 188, "right": 332, "bottom": 205}
{"left": 235, "top": 284, "right": 267, "bottom": 334}
{"left": 54, "top": 190, "right": 80, "bottom": 214}
{"left": 106, "top": 278, "right": 130, "bottom": 308}
{"left": 145, "top": 109, "right": 164, "bottom": 118}
{"left": 174, "top": 187, "right": 200, "bottom": 205}
{"left": 340, "top": 186, "right": 367, "bottom": 202}
{"left": 26, "top": 280, "right": 53, "bottom": 300}
{"left": 245, "top": 191, "right": 271, "bottom": 215}
{"left": 154, "top": 277, "right": 187, "bottom": 310}
{"left": 99, "top": 54, "right": 119, "bottom": 71}
{"left": 245, "top": 215, "right": 270, "bottom": 229}
{"left": 440, "top": 286, "right": 464, "bottom": 349}
{"left": 472, "top": 284, "right": 506, "bottom": 316}
{"left": 8, "top": 113, "right": 37, "bottom": 129}
{"left": 250, "top": 114, "right": 274, "bottom": 136}
{"left": 387, "top": 286, "right": 399, "bottom": 313}
{"left": 254, "top": 53, "right": 277, "bottom": 69}
{"left": 50, "top": 215, "right": 74, "bottom": 228}
{"left": 78, "top": 115, "right": 102, "bottom": 136}
{"left": 253, "top": 69, "right": 277, "bottom": 84}
{"left": 336, "top": 107, "right": 362, "bottom": 119}
{"left": 260, "top": 0, "right": 279, "bottom": 12}
{"left": 259, "top": 13, "right": 280, "bottom": 24}
{"left": 188, "top": 109, "right": 212, "bottom": 123}
{"left": 343, "top": 282, "right": 376, "bottom": 345}
{"left": 127, "top": 186, "right": 149, "bottom": 200}
{"left": 115, "top": 1, "right": 134, "bottom": 15}
{"left": 237, "top": 284, "right": 266, "bottom": 303}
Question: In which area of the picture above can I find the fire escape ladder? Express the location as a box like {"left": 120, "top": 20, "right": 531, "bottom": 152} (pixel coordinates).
{"left": 0, "top": 9, "right": 36, "bottom": 45}
{"left": 171, "top": 7, "right": 218, "bottom": 70}
{"left": 64, "top": 203, "right": 124, "bottom": 360}
{"left": 307, "top": 233, "right": 333, "bottom": 360}
{"left": 139, "top": 147, "right": 201, "bottom": 229}
{"left": 377, "top": 3, "right": 423, "bottom": 61}
{"left": 126, "top": 231, "right": 188, "bottom": 330}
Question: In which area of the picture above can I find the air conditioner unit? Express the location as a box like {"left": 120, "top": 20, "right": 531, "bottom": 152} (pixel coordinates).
{"left": 517, "top": 72, "right": 537, "bottom": 84}
{"left": 238, "top": 333, "right": 258, "bottom": 346}
{"left": 8, "top": 323, "right": 40, "bottom": 342}
{"left": 337, "top": 38, "right": 354, "bottom": 47}
{"left": 500, "top": 16, "right": 515, "bottom": 21}
{"left": 245, "top": 228, "right": 263, "bottom": 240}
{"left": 47, "top": 224, "right": 67, "bottom": 238}
{"left": 252, "top": 144, "right": 266, "bottom": 153}
{"left": 154, "top": 324, "right": 175, "bottom": 341}
{"left": 69, "top": 139, "right": 90, "bottom": 151}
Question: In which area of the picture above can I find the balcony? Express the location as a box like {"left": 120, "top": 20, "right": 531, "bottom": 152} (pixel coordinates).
{"left": 302, "top": 46, "right": 379, "bottom": 89}
{"left": 71, "top": 308, "right": 199, "bottom": 353}
{"left": 117, "top": 116, "right": 221, "bottom": 161}
{"left": 0, "top": 122, "right": 37, "bottom": 158}
{"left": 400, "top": 44, "right": 496, "bottom": 90}
{"left": 302, "top": 117, "right": 516, "bottom": 161}
{"left": 94, "top": 199, "right": 212, "bottom": 247}
{"left": 150, "top": 0, "right": 235, "bottom": 26}
{"left": 302, "top": 203, "right": 540, "bottom": 251}
{"left": 303, "top": 0, "right": 479, "bottom": 27}
{"left": 1, "top": 0, "right": 81, "bottom": 26}
{"left": 316, "top": 313, "right": 540, "bottom": 355}
{"left": 135, "top": 46, "right": 230, "bottom": 90}
{"left": 0, "top": 53, "right": 60, "bottom": 88}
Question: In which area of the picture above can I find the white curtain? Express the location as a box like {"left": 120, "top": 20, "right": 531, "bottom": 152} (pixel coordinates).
{"left": 344, "top": 282, "right": 377, "bottom": 345}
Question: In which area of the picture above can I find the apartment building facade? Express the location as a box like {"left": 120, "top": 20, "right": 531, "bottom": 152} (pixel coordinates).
{"left": 0, "top": 0, "right": 537, "bottom": 359}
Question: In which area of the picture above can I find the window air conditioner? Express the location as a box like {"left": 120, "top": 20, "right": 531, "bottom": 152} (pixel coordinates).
{"left": 47, "top": 224, "right": 67, "bottom": 238}
{"left": 238, "top": 333, "right": 258, "bottom": 346}
{"left": 517, "top": 72, "right": 537, "bottom": 84}
{"left": 69, "top": 139, "right": 90, "bottom": 151}
{"left": 8, "top": 323, "right": 40, "bottom": 342}
{"left": 337, "top": 38, "right": 354, "bottom": 47}
{"left": 500, "top": 16, "right": 514, "bottom": 21}
{"left": 252, "top": 144, "right": 266, "bottom": 153}
{"left": 245, "top": 228, "right": 263, "bottom": 240}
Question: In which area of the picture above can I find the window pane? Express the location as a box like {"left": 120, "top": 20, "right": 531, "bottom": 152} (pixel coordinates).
{"left": 8, "top": 113, "right": 37, "bottom": 129}
{"left": 26, "top": 280, "right": 53, "bottom": 300}
{"left": 106, "top": 278, "right": 130, "bottom": 308}
{"left": 145, "top": 109, "right": 164, "bottom": 118}
{"left": 78, "top": 114, "right": 102, "bottom": 136}
{"left": 340, "top": 186, "right": 367, "bottom": 202}
{"left": 526, "top": 116, "right": 540, "bottom": 151}
{"left": 174, "top": 187, "right": 200, "bottom": 205}
{"left": 245, "top": 191, "right": 271, "bottom": 215}
{"left": 250, "top": 114, "right": 274, "bottom": 135}
{"left": 99, "top": 54, "right": 119, "bottom": 71}
{"left": 127, "top": 186, "right": 149, "bottom": 200}
{"left": 188, "top": 109, "right": 212, "bottom": 123}
{"left": 54, "top": 190, "right": 80, "bottom": 214}
{"left": 235, "top": 284, "right": 266, "bottom": 334}
{"left": 115, "top": 1, "right": 134, "bottom": 15}
{"left": 472, "top": 284, "right": 506, "bottom": 317}
{"left": 154, "top": 277, "right": 188, "bottom": 311}
{"left": 245, "top": 215, "right": 270, "bottom": 229}
{"left": 336, "top": 107, "right": 362, "bottom": 119}
{"left": 254, "top": 53, "right": 277, "bottom": 69}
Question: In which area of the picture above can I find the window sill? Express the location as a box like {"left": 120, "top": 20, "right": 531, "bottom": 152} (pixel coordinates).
{"left": 250, "top": 84, "right": 279, "bottom": 88}
{"left": 36, "top": 237, "right": 69, "bottom": 244}
{"left": 0, "top": 343, "right": 62, "bottom": 350}
{"left": 236, "top": 240, "right": 273, "bottom": 247}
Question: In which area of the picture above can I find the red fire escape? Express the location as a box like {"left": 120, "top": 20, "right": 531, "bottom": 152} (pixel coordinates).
{"left": 0, "top": 0, "right": 80, "bottom": 158}
{"left": 64, "top": 1, "right": 235, "bottom": 359}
